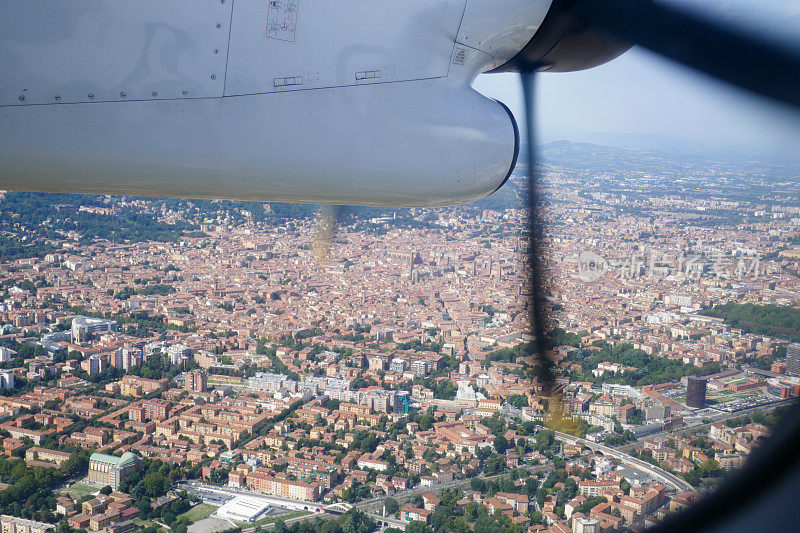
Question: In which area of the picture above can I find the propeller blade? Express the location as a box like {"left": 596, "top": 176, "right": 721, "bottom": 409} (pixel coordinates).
{"left": 520, "top": 72, "right": 556, "bottom": 395}
{"left": 313, "top": 205, "right": 340, "bottom": 266}
{"left": 574, "top": 0, "right": 800, "bottom": 109}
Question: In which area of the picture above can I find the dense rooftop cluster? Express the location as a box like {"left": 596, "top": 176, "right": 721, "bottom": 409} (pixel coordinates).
{"left": 0, "top": 143, "right": 796, "bottom": 532}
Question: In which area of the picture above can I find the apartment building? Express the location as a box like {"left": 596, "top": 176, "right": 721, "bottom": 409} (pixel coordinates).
{"left": 0, "top": 516, "right": 53, "bottom": 533}
{"left": 245, "top": 470, "right": 321, "bottom": 501}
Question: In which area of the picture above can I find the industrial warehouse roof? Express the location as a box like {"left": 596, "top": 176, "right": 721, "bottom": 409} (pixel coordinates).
{"left": 215, "top": 496, "right": 272, "bottom": 523}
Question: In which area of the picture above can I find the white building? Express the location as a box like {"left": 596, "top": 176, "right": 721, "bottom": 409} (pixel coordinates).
{"left": 0, "top": 347, "right": 17, "bottom": 362}
{"left": 0, "top": 371, "right": 14, "bottom": 389}
{"left": 456, "top": 381, "right": 477, "bottom": 401}
{"left": 113, "top": 347, "right": 142, "bottom": 371}
{"left": 389, "top": 358, "right": 406, "bottom": 373}
{"left": 601, "top": 383, "right": 643, "bottom": 400}
{"left": 214, "top": 496, "right": 271, "bottom": 523}
{"left": 144, "top": 341, "right": 167, "bottom": 357}
{"left": 166, "top": 344, "right": 192, "bottom": 365}
{"left": 248, "top": 372, "right": 297, "bottom": 393}
{"left": 71, "top": 317, "right": 117, "bottom": 343}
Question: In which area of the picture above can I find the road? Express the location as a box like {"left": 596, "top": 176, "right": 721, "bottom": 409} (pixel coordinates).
{"left": 553, "top": 430, "right": 696, "bottom": 493}
{"left": 558, "top": 400, "right": 793, "bottom": 491}
{"left": 508, "top": 398, "right": 792, "bottom": 494}
{"left": 617, "top": 400, "right": 792, "bottom": 453}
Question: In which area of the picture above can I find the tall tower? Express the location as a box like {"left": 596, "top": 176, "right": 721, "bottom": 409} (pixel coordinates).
{"left": 186, "top": 370, "right": 208, "bottom": 393}
{"left": 787, "top": 343, "right": 800, "bottom": 377}
{"left": 686, "top": 376, "right": 707, "bottom": 408}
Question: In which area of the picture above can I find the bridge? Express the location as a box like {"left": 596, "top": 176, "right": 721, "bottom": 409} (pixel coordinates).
{"left": 552, "top": 431, "right": 695, "bottom": 493}
{"left": 323, "top": 502, "right": 354, "bottom": 514}
{"left": 367, "top": 513, "right": 409, "bottom": 531}
{"left": 325, "top": 503, "right": 406, "bottom": 531}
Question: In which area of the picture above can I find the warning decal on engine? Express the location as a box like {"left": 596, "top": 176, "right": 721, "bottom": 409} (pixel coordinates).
{"left": 267, "top": 0, "right": 299, "bottom": 42}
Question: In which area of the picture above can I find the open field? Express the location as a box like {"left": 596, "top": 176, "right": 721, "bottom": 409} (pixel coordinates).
{"left": 180, "top": 504, "right": 219, "bottom": 524}
{"left": 61, "top": 483, "right": 98, "bottom": 499}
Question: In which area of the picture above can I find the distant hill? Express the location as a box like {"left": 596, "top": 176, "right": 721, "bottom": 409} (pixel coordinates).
{"left": 2, "top": 138, "right": 796, "bottom": 236}
{"left": 532, "top": 139, "right": 800, "bottom": 181}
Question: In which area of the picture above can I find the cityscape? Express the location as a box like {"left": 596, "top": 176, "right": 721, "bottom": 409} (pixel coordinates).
{"left": 0, "top": 141, "right": 798, "bottom": 533}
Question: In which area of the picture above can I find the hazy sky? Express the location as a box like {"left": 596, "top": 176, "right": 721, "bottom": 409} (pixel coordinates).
{"left": 473, "top": 1, "right": 800, "bottom": 160}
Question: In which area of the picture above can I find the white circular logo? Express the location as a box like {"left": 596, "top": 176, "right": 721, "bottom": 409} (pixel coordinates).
{"left": 578, "top": 251, "right": 608, "bottom": 282}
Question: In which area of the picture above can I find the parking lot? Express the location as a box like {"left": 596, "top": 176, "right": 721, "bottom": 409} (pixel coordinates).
{"left": 188, "top": 517, "right": 232, "bottom": 533}
{"left": 711, "top": 393, "right": 780, "bottom": 413}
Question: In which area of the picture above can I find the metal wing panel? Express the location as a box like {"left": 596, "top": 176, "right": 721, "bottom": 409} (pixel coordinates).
{"left": 0, "top": 0, "right": 232, "bottom": 106}
{"left": 224, "top": 0, "right": 465, "bottom": 95}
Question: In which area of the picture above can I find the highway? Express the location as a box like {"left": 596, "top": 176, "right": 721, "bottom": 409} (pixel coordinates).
{"left": 515, "top": 399, "right": 792, "bottom": 494}
{"left": 552, "top": 430, "right": 696, "bottom": 493}
{"left": 617, "top": 399, "right": 792, "bottom": 453}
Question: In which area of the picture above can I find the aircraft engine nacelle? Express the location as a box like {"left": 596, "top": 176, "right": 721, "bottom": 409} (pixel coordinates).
{"left": 0, "top": 0, "right": 628, "bottom": 206}
{"left": 0, "top": 82, "right": 519, "bottom": 207}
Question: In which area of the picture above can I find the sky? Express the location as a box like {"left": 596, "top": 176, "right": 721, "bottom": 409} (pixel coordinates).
{"left": 472, "top": 0, "right": 800, "bottom": 162}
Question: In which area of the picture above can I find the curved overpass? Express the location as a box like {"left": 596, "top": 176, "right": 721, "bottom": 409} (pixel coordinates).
{"left": 553, "top": 431, "right": 695, "bottom": 493}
